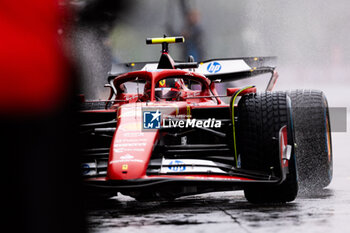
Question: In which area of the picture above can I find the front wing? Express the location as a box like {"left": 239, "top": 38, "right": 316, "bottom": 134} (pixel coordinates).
{"left": 84, "top": 126, "right": 291, "bottom": 197}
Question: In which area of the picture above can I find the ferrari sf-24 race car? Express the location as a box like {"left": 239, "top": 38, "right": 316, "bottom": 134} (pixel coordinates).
{"left": 80, "top": 36, "right": 333, "bottom": 203}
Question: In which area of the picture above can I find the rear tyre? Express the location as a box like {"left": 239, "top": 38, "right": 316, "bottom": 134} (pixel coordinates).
{"left": 237, "top": 92, "right": 298, "bottom": 203}
{"left": 288, "top": 90, "right": 333, "bottom": 191}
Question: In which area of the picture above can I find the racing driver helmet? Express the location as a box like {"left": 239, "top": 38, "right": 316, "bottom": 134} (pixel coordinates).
{"left": 155, "top": 78, "right": 184, "bottom": 100}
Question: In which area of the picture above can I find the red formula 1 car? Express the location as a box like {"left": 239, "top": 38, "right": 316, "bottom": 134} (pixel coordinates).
{"left": 80, "top": 36, "right": 333, "bottom": 203}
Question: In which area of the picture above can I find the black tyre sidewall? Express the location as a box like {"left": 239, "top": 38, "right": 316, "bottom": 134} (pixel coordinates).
{"left": 238, "top": 92, "right": 298, "bottom": 203}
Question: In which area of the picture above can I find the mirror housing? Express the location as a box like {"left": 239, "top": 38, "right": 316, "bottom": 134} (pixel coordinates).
{"left": 226, "top": 87, "right": 256, "bottom": 96}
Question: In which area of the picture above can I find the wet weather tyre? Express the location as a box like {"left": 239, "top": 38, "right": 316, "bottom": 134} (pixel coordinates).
{"left": 237, "top": 92, "right": 298, "bottom": 203}
{"left": 288, "top": 90, "right": 333, "bottom": 191}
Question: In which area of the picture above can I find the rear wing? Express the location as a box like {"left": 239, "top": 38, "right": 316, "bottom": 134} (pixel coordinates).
{"left": 197, "top": 57, "right": 276, "bottom": 80}
{"left": 109, "top": 56, "right": 278, "bottom": 91}
{"left": 198, "top": 57, "right": 278, "bottom": 91}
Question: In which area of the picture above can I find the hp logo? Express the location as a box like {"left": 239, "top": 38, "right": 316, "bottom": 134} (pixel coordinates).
{"left": 207, "top": 62, "right": 222, "bottom": 73}
{"left": 168, "top": 160, "right": 186, "bottom": 172}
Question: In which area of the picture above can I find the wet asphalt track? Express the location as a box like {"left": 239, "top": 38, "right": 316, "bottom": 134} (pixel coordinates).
{"left": 86, "top": 129, "right": 350, "bottom": 233}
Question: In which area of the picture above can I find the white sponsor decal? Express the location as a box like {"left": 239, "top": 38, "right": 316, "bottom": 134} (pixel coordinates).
{"left": 196, "top": 60, "right": 251, "bottom": 75}
{"left": 120, "top": 154, "right": 134, "bottom": 160}
{"left": 160, "top": 159, "right": 226, "bottom": 174}
{"left": 119, "top": 110, "right": 142, "bottom": 118}
{"left": 123, "top": 132, "right": 145, "bottom": 137}
{"left": 113, "top": 148, "right": 145, "bottom": 153}
{"left": 116, "top": 138, "right": 147, "bottom": 143}
{"left": 109, "top": 153, "right": 144, "bottom": 164}
{"left": 109, "top": 158, "right": 144, "bottom": 164}
{"left": 114, "top": 142, "right": 147, "bottom": 148}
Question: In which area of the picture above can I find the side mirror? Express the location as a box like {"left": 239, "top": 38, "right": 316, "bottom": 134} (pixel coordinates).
{"left": 226, "top": 87, "right": 256, "bottom": 96}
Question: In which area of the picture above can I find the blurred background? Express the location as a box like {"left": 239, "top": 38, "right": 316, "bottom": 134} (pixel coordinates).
{"left": 72, "top": 0, "right": 350, "bottom": 112}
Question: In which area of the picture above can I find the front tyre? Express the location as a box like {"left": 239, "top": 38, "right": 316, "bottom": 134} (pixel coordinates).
{"left": 237, "top": 92, "right": 298, "bottom": 203}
